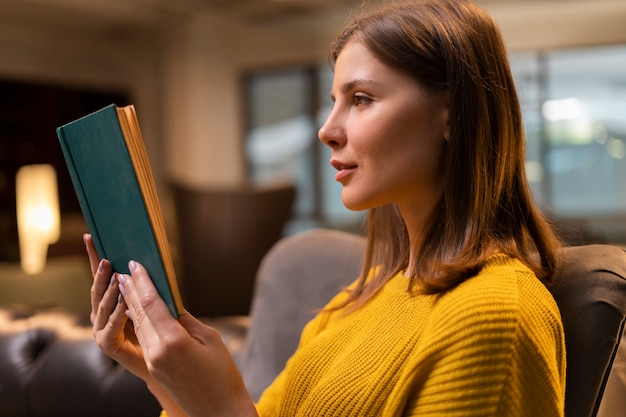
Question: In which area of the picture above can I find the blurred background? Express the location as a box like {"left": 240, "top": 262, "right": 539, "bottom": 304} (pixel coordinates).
{"left": 0, "top": 0, "right": 625, "bottom": 315}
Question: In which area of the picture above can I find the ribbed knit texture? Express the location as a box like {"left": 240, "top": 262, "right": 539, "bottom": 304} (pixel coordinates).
{"left": 255, "top": 255, "right": 566, "bottom": 416}
{"left": 159, "top": 255, "right": 565, "bottom": 417}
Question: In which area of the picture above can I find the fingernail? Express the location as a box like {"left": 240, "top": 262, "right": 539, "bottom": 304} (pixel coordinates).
{"left": 117, "top": 274, "right": 128, "bottom": 298}
{"left": 110, "top": 273, "right": 117, "bottom": 286}
{"left": 128, "top": 260, "right": 137, "bottom": 273}
{"left": 117, "top": 274, "right": 127, "bottom": 285}
{"left": 125, "top": 309, "right": 132, "bottom": 321}
{"left": 117, "top": 293, "right": 123, "bottom": 304}
{"left": 118, "top": 283, "right": 127, "bottom": 298}
{"left": 98, "top": 259, "right": 105, "bottom": 273}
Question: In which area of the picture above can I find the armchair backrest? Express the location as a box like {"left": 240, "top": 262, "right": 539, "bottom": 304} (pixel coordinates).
{"left": 242, "top": 229, "right": 365, "bottom": 400}
{"left": 172, "top": 181, "right": 296, "bottom": 317}
{"left": 242, "top": 229, "right": 626, "bottom": 416}
{"left": 551, "top": 244, "right": 626, "bottom": 417}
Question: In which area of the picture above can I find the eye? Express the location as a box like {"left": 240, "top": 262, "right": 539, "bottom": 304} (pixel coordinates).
{"left": 353, "top": 94, "right": 372, "bottom": 106}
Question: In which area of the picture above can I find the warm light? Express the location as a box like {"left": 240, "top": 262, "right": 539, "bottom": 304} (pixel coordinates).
{"left": 16, "top": 164, "right": 61, "bottom": 274}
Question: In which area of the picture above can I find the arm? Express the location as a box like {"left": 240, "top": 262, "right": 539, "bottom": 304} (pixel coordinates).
{"left": 86, "top": 234, "right": 256, "bottom": 417}
{"left": 117, "top": 260, "right": 257, "bottom": 417}
{"left": 86, "top": 233, "right": 152, "bottom": 381}
{"left": 86, "top": 234, "right": 185, "bottom": 415}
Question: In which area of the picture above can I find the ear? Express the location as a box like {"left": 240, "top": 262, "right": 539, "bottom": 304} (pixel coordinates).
{"left": 439, "top": 95, "right": 450, "bottom": 142}
{"left": 442, "top": 106, "right": 450, "bottom": 142}
{"left": 436, "top": 89, "right": 450, "bottom": 142}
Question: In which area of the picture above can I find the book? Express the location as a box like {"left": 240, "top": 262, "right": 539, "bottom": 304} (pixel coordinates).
{"left": 56, "top": 104, "right": 183, "bottom": 318}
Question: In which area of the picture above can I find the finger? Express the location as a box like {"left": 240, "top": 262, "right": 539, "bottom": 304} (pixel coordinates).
{"left": 92, "top": 271, "right": 121, "bottom": 330}
{"left": 90, "top": 259, "right": 113, "bottom": 324}
{"left": 83, "top": 234, "right": 100, "bottom": 276}
{"left": 90, "top": 258, "right": 112, "bottom": 303}
{"left": 94, "top": 294, "right": 128, "bottom": 351}
{"left": 118, "top": 261, "right": 181, "bottom": 346}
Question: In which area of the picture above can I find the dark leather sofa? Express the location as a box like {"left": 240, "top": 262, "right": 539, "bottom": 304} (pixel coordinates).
{"left": 0, "top": 305, "right": 249, "bottom": 417}
{"left": 0, "top": 306, "right": 161, "bottom": 417}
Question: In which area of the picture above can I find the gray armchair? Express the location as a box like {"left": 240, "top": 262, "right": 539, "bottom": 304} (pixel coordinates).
{"left": 239, "top": 228, "right": 626, "bottom": 417}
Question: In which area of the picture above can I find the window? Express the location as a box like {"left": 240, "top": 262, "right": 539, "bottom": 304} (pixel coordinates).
{"left": 511, "top": 45, "right": 626, "bottom": 243}
{"left": 244, "top": 65, "right": 364, "bottom": 235}
{"left": 245, "top": 44, "right": 626, "bottom": 244}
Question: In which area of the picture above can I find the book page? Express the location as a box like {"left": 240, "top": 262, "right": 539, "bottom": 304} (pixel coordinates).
{"left": 116, "top": 105, "right": 184, "bottom": 315}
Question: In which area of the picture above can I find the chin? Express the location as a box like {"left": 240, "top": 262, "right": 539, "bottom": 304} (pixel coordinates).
{"left": 341, "top": 193, "right": 376, "bottom": 212}
{"left": 341, "top": 199, "right": 362, "bottom": 212}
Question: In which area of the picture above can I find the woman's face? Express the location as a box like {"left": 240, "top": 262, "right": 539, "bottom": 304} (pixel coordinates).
{"left": 318, "top": 40, "right": 449, "bottom": 215}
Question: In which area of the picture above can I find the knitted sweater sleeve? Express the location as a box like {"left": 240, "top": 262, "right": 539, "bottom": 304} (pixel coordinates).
{"left": 399, "top": 264, "right": 566, "bottom": 417}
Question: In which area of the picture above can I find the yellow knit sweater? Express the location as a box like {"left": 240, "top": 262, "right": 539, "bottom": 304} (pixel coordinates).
{"left": 255, "top": 255, "right": 566, "bottom": 416}
{"left": 160, "top": 255, "right": 565, "bottom": 416}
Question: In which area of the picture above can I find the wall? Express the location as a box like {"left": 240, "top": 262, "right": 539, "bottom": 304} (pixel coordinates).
{"left": 1, "top": 0, "right": 626, "bottom": 199}
{"left": 0, "top": 14, "right": 165, "bottom": 187}
{"left": 158, "top": 0, "right": 626, "bottom": 189}
{"left": 485, "top": 0, "right": 626, "bottom": 51}
{"left": 160, "top": 11, "right": 339, "bottom": 190}
{"left": 0, "top": 6, "right": 342, "bottom": 250}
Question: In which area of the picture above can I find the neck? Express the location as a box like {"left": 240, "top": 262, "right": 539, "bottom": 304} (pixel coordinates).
{"left": 397, "top": 205, "right": 431, "bottom": 273}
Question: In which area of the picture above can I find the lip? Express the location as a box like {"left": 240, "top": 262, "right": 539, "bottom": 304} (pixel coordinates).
{"left": 330, "top": 159, "right": 357, "bottom": 182}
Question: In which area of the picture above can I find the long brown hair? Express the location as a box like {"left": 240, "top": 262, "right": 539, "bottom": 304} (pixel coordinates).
{"left": 330, "top": 0, "right": 562, "bottom": 309}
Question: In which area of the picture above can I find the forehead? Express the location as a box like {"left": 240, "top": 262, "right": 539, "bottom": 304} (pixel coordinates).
{"left": 332, "top": 40, "right": 414, "bottom": 92}
{"left": 334, "top": 40, "right": 385, "bottom": 78}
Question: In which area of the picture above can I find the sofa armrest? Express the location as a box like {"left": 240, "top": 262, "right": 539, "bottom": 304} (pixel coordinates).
{"left": 0, "top": 306, "right": 161, "bottom": 417}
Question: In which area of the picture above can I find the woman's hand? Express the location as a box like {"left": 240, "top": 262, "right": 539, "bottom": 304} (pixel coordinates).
{"left": 85, "top": 234, "right": 149, "bottom": 379}
{"left": 117, "top": 259, "right": 258, "bottom": 417}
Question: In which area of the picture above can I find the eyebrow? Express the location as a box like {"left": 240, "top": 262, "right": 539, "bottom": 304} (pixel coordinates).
{"left": 330, "top": 78, "right": 385, "bottom": 101}
{"left": 340, "top": 78, "right": 384, "bottom": 94}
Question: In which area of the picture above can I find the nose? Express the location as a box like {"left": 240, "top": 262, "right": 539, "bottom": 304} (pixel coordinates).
{"left": 318, "top": 106, "right": 345, "bottom": 149}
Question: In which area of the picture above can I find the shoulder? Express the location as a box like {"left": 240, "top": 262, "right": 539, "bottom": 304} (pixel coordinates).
{"left": 429, "top": 255, "right": 563, "bottom": 341}
{"left": 442, "top": 255, "right": 559, "bottom": 313}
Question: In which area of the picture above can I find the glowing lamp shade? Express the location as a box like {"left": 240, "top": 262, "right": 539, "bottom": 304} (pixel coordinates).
{"left": 16, "top": 164, "right": 61, "bottom": 274}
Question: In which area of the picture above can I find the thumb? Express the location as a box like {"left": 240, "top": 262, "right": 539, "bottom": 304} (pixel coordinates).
{"left": 177, "top": 311, "right": 227, "bottom": 347}
{"left": 177, "top": 310, "right": 211, "bottom": 334}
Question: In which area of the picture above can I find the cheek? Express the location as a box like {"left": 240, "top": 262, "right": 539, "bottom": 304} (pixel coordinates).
{"left": 349, "top": 103, "right": 446, "bottom": 172}
{"left": 384, "top": 125, "right": 446, "bottom": 184}
{"left": 345, "top": 115, "right": 389, "bottom": 159}
{"left": 352, "top": 108, "right": 405, "bottom": 150}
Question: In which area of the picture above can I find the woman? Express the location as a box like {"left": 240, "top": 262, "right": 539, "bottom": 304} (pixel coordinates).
{"left": 87, "top": 0, "right": 566, "bottom": 416}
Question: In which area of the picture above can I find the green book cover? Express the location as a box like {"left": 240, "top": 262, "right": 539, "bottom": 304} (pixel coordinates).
{"left": 56, "top": 104, "right": 182, "bottom": 318}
